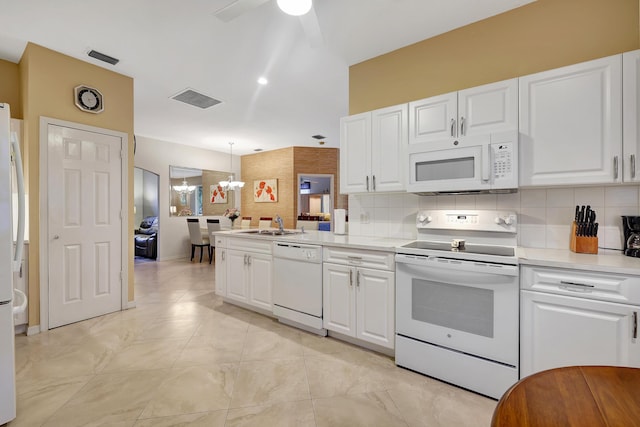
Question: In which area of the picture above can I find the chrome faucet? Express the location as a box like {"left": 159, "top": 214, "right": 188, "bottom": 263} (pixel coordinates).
{"left": 275, "top": 214, "right": 284, "bottom": 232}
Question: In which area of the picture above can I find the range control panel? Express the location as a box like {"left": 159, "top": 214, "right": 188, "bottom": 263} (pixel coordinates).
{"left": 416, "top": 210, "right": 517, "bottom": 233}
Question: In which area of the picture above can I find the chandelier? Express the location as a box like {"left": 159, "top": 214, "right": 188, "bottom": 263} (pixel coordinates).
{"left": 172, "top": 178, "right": 196, "bottom": 195}
{"left": 219, "top": 142, "right": 245, "bottom": 191}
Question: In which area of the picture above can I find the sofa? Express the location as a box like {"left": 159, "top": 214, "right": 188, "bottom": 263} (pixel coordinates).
{"left": 135, "top": 216, "right": 158, "bottom": 259}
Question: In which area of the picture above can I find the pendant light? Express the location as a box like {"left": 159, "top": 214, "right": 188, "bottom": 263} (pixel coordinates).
{"left": 172, "top": 178, "right": 196, "bottom": 195}
{"left": 277, "top": 0, "right": 312, "bottom": 16}
{"left": 219, "top": 142, "right": 245, "bottom": 191}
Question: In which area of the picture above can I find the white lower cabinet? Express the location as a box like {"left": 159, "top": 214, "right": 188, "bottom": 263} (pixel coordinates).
{"left": 520, "top": 265, "right": 640, "bottom": 378}
{"left": 323, "top": 247, "right": 395, "bottom": 349}
{"left": 225, "top": 238, "right": 273, "bottom": 312}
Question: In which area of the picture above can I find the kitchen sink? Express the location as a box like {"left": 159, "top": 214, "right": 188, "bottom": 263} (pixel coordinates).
{"left": 236, "top": 229, "right": 302, "bottom": 236}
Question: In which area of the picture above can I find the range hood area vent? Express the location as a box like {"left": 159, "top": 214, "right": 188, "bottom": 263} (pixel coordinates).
{"left": 171, "top": 89, "right": 222, "bottom": 109}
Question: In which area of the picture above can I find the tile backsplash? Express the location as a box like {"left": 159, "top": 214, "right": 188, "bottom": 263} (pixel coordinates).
{"left": 347, "top": 185, "right": 640, "bottom": 250}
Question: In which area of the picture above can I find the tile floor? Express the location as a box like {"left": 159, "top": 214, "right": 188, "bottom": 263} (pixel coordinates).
{"left": 10, "top": 259, "right": 496, "bottom": 427}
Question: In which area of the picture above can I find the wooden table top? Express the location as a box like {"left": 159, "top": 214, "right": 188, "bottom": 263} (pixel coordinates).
{"left": 491, "top": 366, "right": 640, "bottom": 427}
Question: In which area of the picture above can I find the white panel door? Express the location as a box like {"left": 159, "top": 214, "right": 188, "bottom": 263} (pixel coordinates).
{"left": 458, "top": 78, "right": 518, "bottom": 137}
{"left": 519, "top": 55, "right": 622, "bottom": 186}
{"left": 323, "top": 263, "right": 355, "bottom": 337}
{"left": 247, "top": 252, "right": 272, "bottom": 311}
{"left": 48, "top": 125, "right": 122, "bottom": 328}
{"left": 371, "top": 104, "right": 407, "bottom": 192}
{"left": 356, "top": 267, "right": 395, "bottom": 349}
{"left": 226, "top": 250, "right": 248, "bottom": 303}
{"left": 623, "top": 49, "right": 640, "bottom": 182}
{"left": 408, "top": 92, "right": 457, "bottom": 145}
{"left": 521, "top": 290, "right": 640, "bottom": 378}
{"left": 340, "top": 112, "right": 371, "bottom": 193}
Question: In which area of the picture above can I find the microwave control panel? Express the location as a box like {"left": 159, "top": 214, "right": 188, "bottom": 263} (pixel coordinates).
{"left": 492, "top": 143, "right": 514, "bottom": 180}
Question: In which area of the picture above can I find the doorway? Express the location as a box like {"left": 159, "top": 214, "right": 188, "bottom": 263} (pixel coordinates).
{"left": 297, "top": 174, "right": 334, "bottom": 221}
{"left": 134, "top": 167, "right": 160, "bottom": 263}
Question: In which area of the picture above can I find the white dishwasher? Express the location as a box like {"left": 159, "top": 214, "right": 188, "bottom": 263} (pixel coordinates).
{"left": 273, "top": 241, "right": 325, "bottom": 335}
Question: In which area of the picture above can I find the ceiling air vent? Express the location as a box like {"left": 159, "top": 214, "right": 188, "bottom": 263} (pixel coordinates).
{"left": 87, "top": 49, "right": 119, "bottom": 65}
{"left": 171, "top": 89, "right": 222, "bottom": 109}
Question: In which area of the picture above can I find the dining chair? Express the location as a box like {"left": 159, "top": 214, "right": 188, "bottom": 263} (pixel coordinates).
{"left": 240, "top": 216, "right": 252, "bottom": 229}
{"left": 296, "top": 219, "right": 319, "bottom": 230}
{"left": 258, "top": 217, "right": 273, "bottom": 229}
{"left": 206, "top": 219, "right": 221, "bottom": 264}
{"left": 187, "top": 218, "right": 210, "bottom": 263}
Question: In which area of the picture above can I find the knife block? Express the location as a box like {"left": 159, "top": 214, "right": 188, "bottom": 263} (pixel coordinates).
{"left": 570, "top": 221, "right": 598, "bottom": 254}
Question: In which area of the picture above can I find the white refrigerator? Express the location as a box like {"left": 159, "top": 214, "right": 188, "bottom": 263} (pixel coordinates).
{"left": 0, "top": 103, "right": 27, "bottom": 425}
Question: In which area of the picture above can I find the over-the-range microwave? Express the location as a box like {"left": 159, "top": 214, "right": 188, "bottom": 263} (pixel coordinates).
{"left": 407, "top": 130, "right": 518, "bottom": 195}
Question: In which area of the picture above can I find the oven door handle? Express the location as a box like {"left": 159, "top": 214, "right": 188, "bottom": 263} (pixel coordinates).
{"left": 396, "top": 256, "right": 519, "bottom": 278}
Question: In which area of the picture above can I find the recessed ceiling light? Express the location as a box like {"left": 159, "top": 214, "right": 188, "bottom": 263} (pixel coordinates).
{"left": 257, "top": 77, "right": 268, "bottom": 85}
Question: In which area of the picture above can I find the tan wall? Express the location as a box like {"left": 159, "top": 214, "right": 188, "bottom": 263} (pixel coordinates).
{"left": 349, "top": 0, "right": 640, "bottom": 114}
{"left": 0, "top": 59, "right": 22, "bottom": 118}
{"left": 20, "top": 43, "right": 134, "bottom": 327}
{"left": 240, "top": 147, "right": 342, "bottom": 229}
{"left": 241, "top": 147, "right": 295, "bottom": 228}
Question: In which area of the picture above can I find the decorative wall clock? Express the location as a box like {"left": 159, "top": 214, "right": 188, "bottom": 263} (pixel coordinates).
{"left": 74, "top": 85, "right": 104, "bottom": 113}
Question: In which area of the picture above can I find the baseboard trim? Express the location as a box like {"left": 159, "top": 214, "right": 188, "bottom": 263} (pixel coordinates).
{"left": 26, "top": 325, "right": 41, "bottom": 336}
{"left": 126, "top": 300, "right": 137, "bottom": 309}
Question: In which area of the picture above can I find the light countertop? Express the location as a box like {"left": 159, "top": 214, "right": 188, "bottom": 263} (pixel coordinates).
{"left": 213, "top": 229, "right": 640, "bottom": 275}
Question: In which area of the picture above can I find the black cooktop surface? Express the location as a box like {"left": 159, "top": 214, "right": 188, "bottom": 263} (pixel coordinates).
{"left": 401, "top": 241, "right": 515, "bottom": 257}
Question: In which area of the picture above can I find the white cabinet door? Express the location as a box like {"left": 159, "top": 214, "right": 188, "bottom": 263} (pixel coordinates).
{"left": 519, "top": 55, "right": 623, "bottom": 186}
{"left": 409, "top": 79, "right": 517, "bottom": 147}
{"left": 214, "top": 248, "right": 226, "bottom": 297}
{"left": 323, "top": 263, "right": 356, "bottom": 337}
{"left": 521, "top": 290, "right": 640, "bottom": 378}
{"left": 226, "top": 250, "right": 248, "bottom": 303}
{"left": 371, "top": 104, "right": 407, "bottom": 192}
{"left": 458, "top": 79, "right": 518, "bottom": 137}
{"left": 247, "top": 252, "right": 272, "bottom": 311}
{"left": 623, "top": 49, "right": 640, "bottom": 183}
{"left": 409, "top": 92, "right": 457, "bottom": 145}
{"left": 340, "top": 112, "right": 371, "bottom": 193}
{"left": 356, "top": 267, "right": 394, "bottom": 349}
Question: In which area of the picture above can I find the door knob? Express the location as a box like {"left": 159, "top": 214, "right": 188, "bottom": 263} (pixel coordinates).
{"left": 53, "top": 235, "right": 60, "bottom": 240}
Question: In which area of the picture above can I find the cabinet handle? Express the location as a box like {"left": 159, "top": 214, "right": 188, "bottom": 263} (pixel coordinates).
{"left": 356, "top": 270, "right": 360, "bottom": 288}
{"left": 222, "top": 250, "right": 225, "bottom": 261}
{"left": 559, "top": 280, "right": 595, "bottom": 291}
{"left": 247, "top": 255, "right": 251, "bottom": 266}
{"left": 460, "top": 116, "right": 465, "bottom": 136}
{"left": 366, "top": 176, "right": 369, "bottom": 192}
{"left": 631, "top": 154, "right": 636, "bottom": 179}
{"left": 372, "top": 175, "right": 376, "bottom": 191}
{"left": 450, "top": 118, "right": 456, "bottom": 137}
{"left": 633, "top": 312, "right": 638, "bottom": 339}
{"left": 614, "top": 156, "right": 619, "bottom": 180}
{"left": 243, "top": 254, "right": 247, "bottom": 265}
{"left": 349, "top": 269, "right": 353, "bottom": 287}
{"left": 19, "top": 261, "right": 23, "bottom": 278}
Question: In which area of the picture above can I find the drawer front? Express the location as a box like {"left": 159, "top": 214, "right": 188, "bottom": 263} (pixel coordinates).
{"left": 323, "top": 246, "right": 394, "bottom": 271}
{"left": 227, "top": 237, "right": 272, "bottom": 254}
{"left": 521, "top": 265, "right": 640, "bottom": 305}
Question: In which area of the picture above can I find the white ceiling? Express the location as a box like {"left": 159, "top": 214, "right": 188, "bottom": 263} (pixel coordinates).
{"left": 0, "top": 0, "right": 534, "bottom": 155}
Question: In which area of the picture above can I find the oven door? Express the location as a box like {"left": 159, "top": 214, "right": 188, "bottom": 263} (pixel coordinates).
{"left": 396, "top": 254, "right": 519, "bottom": 366}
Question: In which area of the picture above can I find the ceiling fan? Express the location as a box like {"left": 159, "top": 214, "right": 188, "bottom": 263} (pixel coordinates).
{"left": 214, "top": 0, "right": 323, "bottom": 47}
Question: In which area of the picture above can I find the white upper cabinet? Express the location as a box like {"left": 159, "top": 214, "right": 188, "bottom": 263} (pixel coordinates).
{"left": 340, "top": 103, "right": 407, "bottom": 194}
{"left": 623, "top": 49, "right": 640, "bottom": 183}
{"left": 519, "top": 55, "right": 623, "bottom": 186}
{"left": 409, "top": 78, "right": 518, "bottom": 149}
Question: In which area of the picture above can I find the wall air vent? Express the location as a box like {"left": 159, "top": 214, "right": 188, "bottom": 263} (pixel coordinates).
{"left": 311, "top": 134, "right": 326, "bottom": 140}
{"left": 171, "top": 88, "right": 222, "bottom": 109}
{"left": 87, "top": 50, "right": 119, "bottom": 65}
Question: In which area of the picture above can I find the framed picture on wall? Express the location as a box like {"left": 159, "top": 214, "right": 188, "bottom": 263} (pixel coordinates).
{"left": 254, "top": 179, "right": 278, "bottom": 202}
{"left": 210, "top": 184, "right": 227, "bottom": 204}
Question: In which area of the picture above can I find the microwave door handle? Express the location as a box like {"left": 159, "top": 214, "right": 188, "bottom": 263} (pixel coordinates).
{"left": 482, "top": 144, "right": 491, "bottom": 182}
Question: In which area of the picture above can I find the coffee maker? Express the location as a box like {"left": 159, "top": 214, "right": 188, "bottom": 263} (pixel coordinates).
{"left": 622, "top": 216, "right": 640, "bottom": 257}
